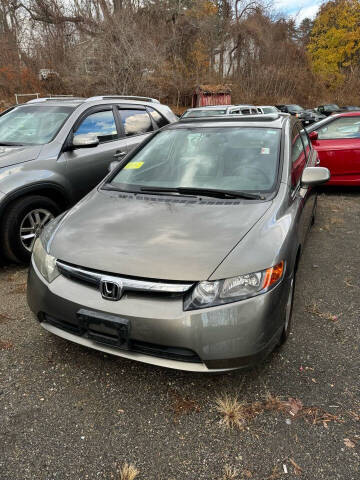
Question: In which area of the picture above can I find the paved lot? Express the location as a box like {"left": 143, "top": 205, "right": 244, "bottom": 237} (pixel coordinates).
{"left": 0, "top": 190, "right": 359, "bottom": 480}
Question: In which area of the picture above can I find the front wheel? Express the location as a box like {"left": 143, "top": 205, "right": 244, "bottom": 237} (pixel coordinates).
{"left": 1, "top": 195, "right": 60, "bottom": 264}
{"left": 279, "top": 274, "right": 295, "bottom": 345}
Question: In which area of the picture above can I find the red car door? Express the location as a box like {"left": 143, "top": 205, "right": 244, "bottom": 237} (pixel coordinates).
{"left": 311, "top": 114, "right": 360, "bottom": 185}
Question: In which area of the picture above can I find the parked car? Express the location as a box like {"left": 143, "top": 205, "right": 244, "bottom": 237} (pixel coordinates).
{"left": 316, "top": 104, "right": 341, "bottom": 116}
{"left": 0, "top": 95, "right": 177, "bottom": 263}
{"left": 275, "top": 104, "right": 304, "bottom": 116}
{"left": 340, "top": 106, "right": 360, "bottom": 112}
{"left": 27, "top": 113, "right": 329, "bottom": 372}
{"left": 181, "top": 105, "right": 258, "bottom": 118}
{"left": 256, "top": 106, "right": 280, "bottom": 114}
{"left": 228, "top": 105, "right": 259, "bottom": 115}
{"left": 298, "top": 109, "right": 325, "bottom": 126}
{"left": 307, "top": 111, "right": 360, "bottom": 185}
{"left": 181, "top": 106, "right": 231, "bottom": 118}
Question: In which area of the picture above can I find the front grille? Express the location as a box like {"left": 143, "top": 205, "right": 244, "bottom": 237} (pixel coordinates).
{"left": 56, "top": 260, "right": 194, "bottom": 296}
{"left": 40, "top": 313, "right": 202, "bottom": 364}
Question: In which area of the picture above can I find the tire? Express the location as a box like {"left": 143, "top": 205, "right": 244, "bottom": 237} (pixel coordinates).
{"left": 279, "top": 273, "right": 296, "bottom": 345}
{"left": 311, "top": 197, "right": 317, "bottom": 226}
{"left": 1, "top": 195, "right": 60, "bottom": 264}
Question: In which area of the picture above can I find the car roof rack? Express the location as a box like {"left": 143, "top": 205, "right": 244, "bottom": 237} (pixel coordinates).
{"left": 27, "top": 96, "right": 84, "bottom": 103}
{"left": 85, "top": 95, "right": 160, "bottom": 104}
{"left": 178, "top": 113, "right": 281, "bottom": 123}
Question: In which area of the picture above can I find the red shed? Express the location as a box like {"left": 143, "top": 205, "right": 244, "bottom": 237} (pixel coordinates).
{"left": 192, "top": 84, "right": 231, "bottom": 107}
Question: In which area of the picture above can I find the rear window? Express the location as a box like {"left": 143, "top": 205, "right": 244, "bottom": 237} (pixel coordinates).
{"left": 183, "top": 109, "right": 227, "bottom": 118}
{"left": 110, "top": 127, "right": 281, "bottom": 194}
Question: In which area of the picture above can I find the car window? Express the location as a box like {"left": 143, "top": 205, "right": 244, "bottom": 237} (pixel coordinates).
{"left": 291, "top": 126, "right": 307, "bottom": 189}
{"left": 0, "top": 105, "right": 74, "bottom": 145}
{"left": 317, "top": 116, "right": 360, "bottom": 140}
{"left": 184, "top": 109, "right": 227, "bottom": 117}
{"left": 299, "top": 126, "right": 311, "bottom": 160}
{"left": 147, "top": 107, "right": 168, "bottom": 128}
{"left": 110, "top": 127, "right": 281, "bottom": 194}
{"left": 119, "top": 109, "right": 153, "bottom": 136}
{"left": 75, "top": 110, "right": 118, "bottom": 143}
{"left": 262, "top": 107, "right": 275, "bottom": 114}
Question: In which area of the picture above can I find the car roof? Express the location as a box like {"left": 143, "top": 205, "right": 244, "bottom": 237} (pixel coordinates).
{"left": 330, "top": 111, "right": 360, "bottom": 118}
{"left": 22, "top": 95, "right": 164, "bottom": 109}
{"left": 185, "top": 106, "right": 230, "bottom": 111}
{"left": 174, "top": 113, "right": 289, "bottom": 129}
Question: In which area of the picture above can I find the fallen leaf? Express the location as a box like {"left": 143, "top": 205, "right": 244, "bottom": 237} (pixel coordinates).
{"left": 286, "top": 397, "right": 303, "bottom": 416}
{"left": 344, "top": 438, "right": 356, "bottom": 448}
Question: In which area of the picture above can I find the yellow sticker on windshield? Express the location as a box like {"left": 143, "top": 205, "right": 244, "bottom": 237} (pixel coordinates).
{"left": 125, "top": 161, "right": 144, "bottom": 169}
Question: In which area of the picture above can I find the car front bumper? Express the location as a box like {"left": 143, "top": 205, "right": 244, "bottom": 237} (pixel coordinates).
{"left": 27, "top": 259, "right": 291, "bottom": 372}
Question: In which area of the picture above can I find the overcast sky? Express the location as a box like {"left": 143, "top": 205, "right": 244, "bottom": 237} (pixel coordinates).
{"left": 274, "top": 0, "right": 324, "bottom": 23}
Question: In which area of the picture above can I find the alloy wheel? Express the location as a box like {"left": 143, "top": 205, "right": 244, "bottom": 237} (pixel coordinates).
{"left": 19, "top": 208, "right": 54, "bottom": 252}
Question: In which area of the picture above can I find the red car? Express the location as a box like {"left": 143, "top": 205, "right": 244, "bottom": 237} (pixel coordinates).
{"left": 307, "top": 112, "right": 360, "bottom": 185}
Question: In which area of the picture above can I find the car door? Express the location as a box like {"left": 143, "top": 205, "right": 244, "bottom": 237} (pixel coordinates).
{"left": 311, "top": 115, "right": 360, "bottom": 184}
{"left": 290, "top": 124, "right": 311, "bottom": 247}
{"left": 61, "top": 105, "right": 128, "bottom": 200}
{"left": 116, "top": 106, "right": 155, "bottom": 153}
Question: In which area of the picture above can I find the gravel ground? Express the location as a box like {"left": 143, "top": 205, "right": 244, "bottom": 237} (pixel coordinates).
{"left": 0, "top": 190, "right": 359, "bottom": 480}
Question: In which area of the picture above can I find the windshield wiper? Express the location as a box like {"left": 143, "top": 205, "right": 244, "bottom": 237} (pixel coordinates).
{"left": 140, "top": 186, "right": 263, "bottom": 200}
{"left": 0, "top": 142, "right": 24, "bottom": 146}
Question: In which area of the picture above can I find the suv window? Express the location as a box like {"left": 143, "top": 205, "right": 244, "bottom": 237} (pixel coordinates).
{"left": 147, "top": 107, "right": 169, "bottom": 128}
{"left": 291, "top": 126, "right": 307, "bottom": 189}
{"left": 75, "top": 110, "right": 118, "bottom": 143}
{"left": 317, "top": 116, "right": 360, "bottom": 139}
{"left": 119, "top": 109, "right": 153, "bottom": 136}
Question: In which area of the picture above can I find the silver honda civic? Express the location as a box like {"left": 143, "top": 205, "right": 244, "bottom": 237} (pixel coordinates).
{"left": 27, "top": 114, "right": 330, "bottom": 372}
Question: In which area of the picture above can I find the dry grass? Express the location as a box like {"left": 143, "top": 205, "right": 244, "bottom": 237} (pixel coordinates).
{"left": 289, "top": 458, "right": 303, "bottom": 476}
{"left": 306, "top": 302, "right": 338, "bottom": 322}
{"left": 216, "top": 395, "right": 262, "bottom": 430}
{"left": 0, "top": 312, "right": 10, "bottom": 324}
{"left": 11, "top": 282, "right": 27, "bottom": 294}
{"left": 266, "top": 466, "right": 281, "bottom": 480}
{"left": 216, "top": 393, "right": 342, "bottom": 431}
{"left": 118, "top": 463, "right": 139, "bottom": 480}
{"left": 221, "top": 465, "right": 238, "bottom": 480}
{"left": 0, "top": 339, "right": 13, "bottom": 350}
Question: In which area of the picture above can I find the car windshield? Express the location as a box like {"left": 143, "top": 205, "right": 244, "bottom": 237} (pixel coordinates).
{"left": 288, "top": 105, "right": 304, "bottom": 112}
{"left": 0, "top": 105, "right": 75, "bottom": 145}
{"left": 183, "top": 109, "right": 227, "bottom": 118}
{"left": 262, "top": 107, "right": 277, "bottom": 114}
{"left": 109, "top": 127, "right": 281, "bottom": 194}
{"left": 326, "top": 104, "right": 340, "bottom": 110}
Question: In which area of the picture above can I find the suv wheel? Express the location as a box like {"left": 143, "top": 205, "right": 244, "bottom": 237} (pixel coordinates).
{"left": 1, "top": 195, "right": 60, "bottom": 264}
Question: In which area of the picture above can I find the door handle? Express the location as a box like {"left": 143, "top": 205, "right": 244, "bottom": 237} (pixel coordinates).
{"left": 113, "top": 151, "right": 127, "bottom": 158}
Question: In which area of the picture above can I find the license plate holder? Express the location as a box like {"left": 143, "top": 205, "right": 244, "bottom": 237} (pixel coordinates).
{"left": 77, "top": 309, "right": 130, "bottom": 349}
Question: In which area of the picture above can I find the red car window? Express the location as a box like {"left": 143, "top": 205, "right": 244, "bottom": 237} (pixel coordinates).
{"left": 318, "top": 116, "right": 360, "bottom": 140}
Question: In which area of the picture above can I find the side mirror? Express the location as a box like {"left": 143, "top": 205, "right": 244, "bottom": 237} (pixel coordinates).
{"left": 108, "top": 160, "right": 120, "bottom": 172}
{"left": 301, "top": 167, "right": 330, "bottom": 187}
{"left": 308, "top": 131, "right": 318, "bottom": 142}
{"left": 72, "top": 134, "right": 99, "bottom": 149}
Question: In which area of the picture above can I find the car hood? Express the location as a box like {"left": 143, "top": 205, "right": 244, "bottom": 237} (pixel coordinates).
{"left": 50, "top": 190, "right": 272, "bottom": 281}
{"left": 0, "top": 144, "right": 42, "bottom": 168}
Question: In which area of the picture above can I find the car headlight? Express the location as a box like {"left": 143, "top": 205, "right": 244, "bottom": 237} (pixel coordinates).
{"left": 31, "top": 213, "right": 67, "bottom": 283}
{"left": 32, "top": 238, "right": 60, "bottom": 283}
{"left": 184, "top": 261, "right": 284, "bottom": 311}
